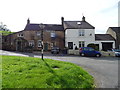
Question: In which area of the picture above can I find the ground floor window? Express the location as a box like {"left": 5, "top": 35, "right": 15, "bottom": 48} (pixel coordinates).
{"left": 51, "top": 42, "right": 56, "bottom": 47}
{"left": 38, "top": 40, "right": 42, "bottom": 47}
{"left": 79, "top": 41, "right": 85, "bottom": 48}
{"left": 29, "top": 40, "right": 34, "bottom": 47}
{"left": 68, "top": 42, "right": 73, "bottom": 49}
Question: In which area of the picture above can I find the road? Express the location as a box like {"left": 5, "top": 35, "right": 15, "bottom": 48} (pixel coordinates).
{"left": 1, "top": 50, "right": 119, "bottom": 88}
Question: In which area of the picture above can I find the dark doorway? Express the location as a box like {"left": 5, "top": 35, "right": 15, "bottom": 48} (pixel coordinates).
{"left": 44, "top": 43, "right": 48, "bottom": 51}
{"left": 17, "top": 41, "right": 22, "bottom": 51}
{"left": 95, "top": 44, "right": 99, "bottom": 51}
{"left": 15, "top": 37, "right": 28, "bottom": 52}
{"left": 102, "top": 42, "right": 113, "bottom": 51}
{"left": 68, "top": 42, "right": 73, "bottom": 49}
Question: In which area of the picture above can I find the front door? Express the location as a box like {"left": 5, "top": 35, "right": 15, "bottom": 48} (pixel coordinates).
{"left": 68, "top": 42, "right": 73, "bottom": 49}
{"left": 44, "top": 43, "right": 48, "bottom": 51}
{"left": 17, "top": 41, "right": 22, "bottom": 51}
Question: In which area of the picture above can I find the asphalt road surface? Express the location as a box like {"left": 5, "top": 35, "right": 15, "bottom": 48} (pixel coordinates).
{"left": 1, "top": 50, "right": 119, "bottom": 88}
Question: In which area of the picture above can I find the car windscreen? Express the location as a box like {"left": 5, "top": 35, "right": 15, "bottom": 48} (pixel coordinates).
{"left": 114, "top": 49, "right": 120, "bottom": 52}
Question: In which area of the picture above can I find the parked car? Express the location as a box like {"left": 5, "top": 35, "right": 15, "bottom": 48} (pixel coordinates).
{"left": 79, "top": 47, "right": 101, "bottom": 57}
{"left": 107, "top": 49, "right": 120, "bottom": 57}
{"left": 51, "top": 47, "right": 60, "bottom": 54}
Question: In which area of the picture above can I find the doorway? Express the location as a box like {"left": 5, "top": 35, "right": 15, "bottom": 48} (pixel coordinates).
{"left": 102, "top": 42, "right": 113, "bottom": 51}
{"left": 68, "top": 42, "right": 73, "bottom": 49}
{"left": 16, "top": 41, "right": 22, "bottom": 51}
{"left": 44, "top": 43, "right": 48, "bottom": 51}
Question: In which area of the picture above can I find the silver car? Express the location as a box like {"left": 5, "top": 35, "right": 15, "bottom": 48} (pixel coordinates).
{"left": 107, "top": 49, "right": 120, "bottom": 57}
{"left": 51, "top": 47, "right": 60, "bottom": 54}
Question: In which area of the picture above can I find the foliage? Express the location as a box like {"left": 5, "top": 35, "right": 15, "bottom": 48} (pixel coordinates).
{"left": 2, "top": 55, "right": 95, "bottom": 88}
{"left": 0, "top": 31, "right": 13, "bottom": 36}
{"left": 87, "top": 43, "right": 99, "bottom": 51}
{"left": 0, "top": 22, "right": 10, "bottom": 31}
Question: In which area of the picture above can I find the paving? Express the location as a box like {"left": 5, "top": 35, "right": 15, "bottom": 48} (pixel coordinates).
{"left": 0, "top": 50, "right": 119, "bottom": 88}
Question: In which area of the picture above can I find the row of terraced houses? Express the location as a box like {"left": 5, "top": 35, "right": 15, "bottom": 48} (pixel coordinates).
{"left": 2, "top": 16, "right": 120, "bottom": 52}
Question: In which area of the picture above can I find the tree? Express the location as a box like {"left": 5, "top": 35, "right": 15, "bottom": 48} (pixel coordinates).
{"left": 0, "top": 22, "right": 10, "bottom": 31}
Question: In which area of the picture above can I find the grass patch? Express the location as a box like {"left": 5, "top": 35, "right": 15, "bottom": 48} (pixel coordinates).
{"left": 2, "top": 55, "right": 95, "bottom": 88}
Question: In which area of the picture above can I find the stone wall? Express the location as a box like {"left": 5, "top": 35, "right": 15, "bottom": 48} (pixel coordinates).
{"left": 3, "top": 30, "right": 65, "bottom": 51}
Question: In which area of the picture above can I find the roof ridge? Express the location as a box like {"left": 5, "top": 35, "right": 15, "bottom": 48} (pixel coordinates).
{"left": 29, "top": 23, "right": 62, "bottom": 25}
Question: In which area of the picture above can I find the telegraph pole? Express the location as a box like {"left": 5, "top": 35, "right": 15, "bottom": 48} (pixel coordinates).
{"left": 39, "top": 23, "right": 45, "bottom": 60}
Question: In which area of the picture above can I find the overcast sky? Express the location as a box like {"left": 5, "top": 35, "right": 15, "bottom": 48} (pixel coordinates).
{"left": 0, "top": 0, "right": 119, "bottom": 33}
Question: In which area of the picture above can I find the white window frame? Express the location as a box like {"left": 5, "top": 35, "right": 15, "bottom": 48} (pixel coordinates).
{"left": 79, "top": 41, "right": 85, "bottom": 48}
{"left": 51, "top": 31, "right": 56, "bottom": 38}
{"left": 17, "top": 33, "right": 24, "bottom": 37}
{"left": 51, "top": 42, "right": 56, "bottom": 47}
{"left": 29, "top": 40, "right": 34, "bottom": 47}
{"left": 36, "top": 32, "right": 41, "bottom": 36}
{"left": 38, "top": 40, "right": 42, "bottom": 47}
{"left": 79, "top": 29, "right": 85, "bottom": 36}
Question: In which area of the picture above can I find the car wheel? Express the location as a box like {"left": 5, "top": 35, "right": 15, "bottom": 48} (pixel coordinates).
{"left": 81, "top": 53, "right": 85, "bottom": 57}
{"left": 96, "top": 54, "right": 101, "bottom": 57}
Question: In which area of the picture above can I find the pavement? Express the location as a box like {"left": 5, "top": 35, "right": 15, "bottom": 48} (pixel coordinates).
{"left": 0, "top": 50, "right": 119, "bottom": 88}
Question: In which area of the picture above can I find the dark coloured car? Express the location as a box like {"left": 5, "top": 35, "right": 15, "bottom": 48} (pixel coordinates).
{"left": 79, "top": 47, "right": 101, "bottom": 57}
{"left": 107, "top": 49, "right": 120, "bottom": 57}
{"left": 51, "top": 47, "right": 60, "bottom": 54}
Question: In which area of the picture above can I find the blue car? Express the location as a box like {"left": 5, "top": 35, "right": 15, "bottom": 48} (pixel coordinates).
{"left": 79, "top": 47, "right": 101, "bottom": 57}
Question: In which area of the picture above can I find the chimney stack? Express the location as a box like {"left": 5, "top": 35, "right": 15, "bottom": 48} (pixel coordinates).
{"left": 27, "top": 18, "right": 30, "bottom": 24}
{"left": 61, "top": 17, "right": 64, "bottom": 26}
{"left": 82, "top": 16, "right": 85, "bottom": 21}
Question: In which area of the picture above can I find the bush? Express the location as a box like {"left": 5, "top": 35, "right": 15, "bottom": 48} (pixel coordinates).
{"left": 87, "top": 43, "right": 99, "bottom": 51}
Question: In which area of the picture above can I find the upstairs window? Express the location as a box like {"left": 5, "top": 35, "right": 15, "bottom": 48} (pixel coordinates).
{"left": 36, "top": 32, "right": 41, "bottom": 36}
{"left": 51, "top": 32, "right": 56, "bottom": 38}
{"left": 79, "top": 30, "right": 85, "bottom": 36}
{"left": 18, "top": 33, "right": 24, "bottom": 37}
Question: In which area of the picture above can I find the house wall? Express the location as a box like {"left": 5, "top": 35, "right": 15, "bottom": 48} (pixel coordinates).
{"left": 4, "top": 30, "right": 65, "bottom": 51}
{"left": 65, "top": 29, "right": 95, "bottom": 49}
{"left": 106, "top": 28, "right": 116, "bottom": 39}
{"left": 106, "top": 28, "right": 120, "bottom": 49}
{"left": 116, "top": 33, "right": 120, "bottom": 49}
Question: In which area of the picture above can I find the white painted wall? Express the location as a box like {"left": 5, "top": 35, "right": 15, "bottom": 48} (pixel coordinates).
{"left": 65, "top": 28, "right": 115, "bottom": 51}
{"left": 65, "top": 29, "right": 95, "bottom": 49}
{"left": 95, "top": 40, "right": 115, "bottom": 51}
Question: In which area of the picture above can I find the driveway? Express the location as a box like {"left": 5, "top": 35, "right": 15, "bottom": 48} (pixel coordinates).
{"left": 1, "top": 50, "right": 119, "bottom": 88}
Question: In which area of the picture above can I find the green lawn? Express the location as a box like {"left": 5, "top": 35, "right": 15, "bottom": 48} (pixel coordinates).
{"left": 2, "top": 55, "right": 95, "bottom": 88}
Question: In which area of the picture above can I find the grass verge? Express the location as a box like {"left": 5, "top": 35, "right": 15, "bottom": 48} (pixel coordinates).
{"left": 2, "top": 55, "right": 95, "bottom": 88}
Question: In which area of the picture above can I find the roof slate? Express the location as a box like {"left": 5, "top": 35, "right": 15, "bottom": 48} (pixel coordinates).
{"left": 95, "top": 34, "right": 115, "bottom": 41}
{"left": 64, "top": 21, "right": 95, "bottom": 29}
{"left": 24, "top": 24, "right": 64, "bottom": 31}
{"left": 109, "top": 27, "right": 120, "bottom": 33}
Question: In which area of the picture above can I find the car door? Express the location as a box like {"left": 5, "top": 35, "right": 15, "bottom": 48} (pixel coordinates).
{"left": 88, "top": 48, "right": 96, "bottom": 56}
{"left": 83, "top": 48, "right": 91, "bottom": 56}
